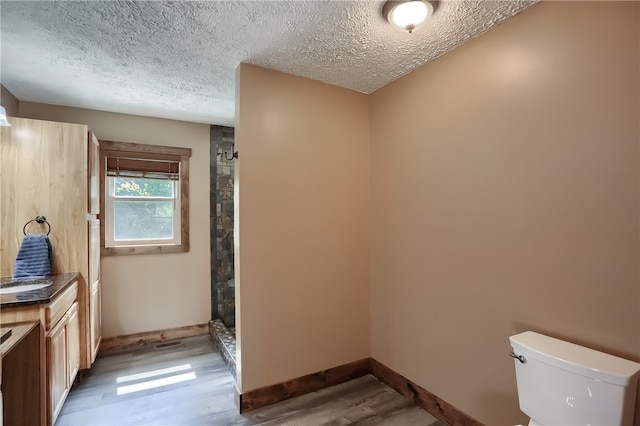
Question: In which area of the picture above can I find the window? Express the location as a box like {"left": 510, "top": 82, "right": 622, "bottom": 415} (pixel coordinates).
{"left": 106, "top": 177, "right": 179, "bottom": 245}
{"left": 100, "top": 141, "right": 191, "bottom": 256}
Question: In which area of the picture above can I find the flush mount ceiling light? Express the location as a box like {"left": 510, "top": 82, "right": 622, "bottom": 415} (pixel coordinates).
{"left": 383, "top": 0, "right": 436, "bottom": 34}
{"left": 0, "top": 106, "right": 10, "bottom": 127}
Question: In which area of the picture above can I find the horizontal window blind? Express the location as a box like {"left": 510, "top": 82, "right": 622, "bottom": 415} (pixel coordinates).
{"left": 106, "top": 156, "right": 180, "bottom": 181}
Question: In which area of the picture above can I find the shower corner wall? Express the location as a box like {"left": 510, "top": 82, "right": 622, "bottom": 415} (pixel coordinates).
{"left": 210, "top": 125, "right": 236, "bottom": 329}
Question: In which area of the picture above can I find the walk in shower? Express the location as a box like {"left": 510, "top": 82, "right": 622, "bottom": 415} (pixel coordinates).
{"left": 210, "top": 125, "right": 237, "bottom": 376}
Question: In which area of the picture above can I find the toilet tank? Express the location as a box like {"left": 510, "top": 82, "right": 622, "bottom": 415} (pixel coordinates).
{"left": 509, "top": 331, "right": 640, "bottom": 426}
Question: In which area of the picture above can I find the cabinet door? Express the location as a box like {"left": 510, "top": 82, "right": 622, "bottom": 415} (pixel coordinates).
{"left": 89, "top": 219, "right": 100, "bottom": 286}
{"left": 90, "top": 280, "right": 102, "bottom": 362}
{"left": 88, "top": 131, "right": 100, "bottom": 215}
{"left": 66, "top": 303, "right": 80, "bottom": 387}
{"left": 89, "top": 218, "right": 102, "bottom": 363}
{"left": 47, "top": 318, "right": 68, "bottom": 425}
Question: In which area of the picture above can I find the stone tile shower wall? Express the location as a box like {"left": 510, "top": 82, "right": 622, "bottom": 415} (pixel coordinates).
{"left": 210, "top": 125, "right": 235, "bottom": 328}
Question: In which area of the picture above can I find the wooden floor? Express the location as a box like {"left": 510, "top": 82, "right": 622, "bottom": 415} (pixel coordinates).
{"left": 56, "top": 335, "right": 446, "bottom": 426}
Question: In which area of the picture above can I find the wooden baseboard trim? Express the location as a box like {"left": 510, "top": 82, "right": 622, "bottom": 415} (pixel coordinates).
{"left": 237, "top": 357, "right": 480, "bottom": 424}
{"left": 238, "top": 358, "right": 371, "bottom": 413}
{"left": 99, "top": 323, "right": 209, "bottom": 353}
{"left": 370, "top": 358, "right": 482, "bottom": 426}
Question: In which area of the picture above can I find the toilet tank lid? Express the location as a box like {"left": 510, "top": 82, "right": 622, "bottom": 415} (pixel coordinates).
{"left": 509, "top": 331, "right": 640, "bottom": 386}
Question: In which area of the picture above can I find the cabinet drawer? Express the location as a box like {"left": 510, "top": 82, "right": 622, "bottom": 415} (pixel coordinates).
{"left": 45, "top": 281, "right": 78, "bottom": 330}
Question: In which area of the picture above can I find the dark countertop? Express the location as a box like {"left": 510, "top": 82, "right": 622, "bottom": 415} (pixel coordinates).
{"left": 0, "top": 272, "right": 80, "bottom": 308}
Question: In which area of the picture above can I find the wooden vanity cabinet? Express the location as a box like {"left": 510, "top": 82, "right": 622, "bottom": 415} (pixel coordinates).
{"left": 0, "top": 279, "right": 79, "bottom": 426}
{"left": 45, "top": 281, "right": 80, "bottom": 425}
{"left": 1, "top": 322, "right": 42, "bottom": 426}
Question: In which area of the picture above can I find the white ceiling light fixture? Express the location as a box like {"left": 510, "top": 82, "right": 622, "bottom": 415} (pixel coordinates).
{"left": 0, "top": 106, "right": 11, "bottom": 127}
{"left": 383, "top": 0, "right": 437, "bottom": 34}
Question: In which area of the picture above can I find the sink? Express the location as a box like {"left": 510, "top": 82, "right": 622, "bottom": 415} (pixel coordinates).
{"left": 0, "top": 283, "right": 52, "bottom": 294}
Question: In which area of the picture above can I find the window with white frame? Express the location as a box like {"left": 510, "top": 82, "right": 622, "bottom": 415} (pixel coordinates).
{"left": 101, "top": 141, "right": 191, "bottom": 256}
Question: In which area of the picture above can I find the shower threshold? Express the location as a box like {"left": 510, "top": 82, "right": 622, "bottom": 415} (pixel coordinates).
{"left": 210, "top": 319, "right": 237, "bottom": 379}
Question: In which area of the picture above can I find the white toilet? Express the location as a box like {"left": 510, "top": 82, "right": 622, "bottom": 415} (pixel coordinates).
{"left": 509, "top": 331, "right": 640, "bottom": 426}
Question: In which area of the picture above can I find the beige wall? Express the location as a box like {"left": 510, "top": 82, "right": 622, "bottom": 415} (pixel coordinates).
{"left": 235, "top": 64, "right": 370, "bottom": 392}
{"left": 19, "top": 102, "right": 211, "bottom": 338}
{"left": 1, "top": 84, "right": 19, "bottom": 117}
{"left": 369, "top": 2, "right": 639, "bottom": 424}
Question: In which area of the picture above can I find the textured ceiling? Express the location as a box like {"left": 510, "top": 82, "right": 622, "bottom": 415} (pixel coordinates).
{"left": 0, "top": 0, "right": 538, "bottom": 126}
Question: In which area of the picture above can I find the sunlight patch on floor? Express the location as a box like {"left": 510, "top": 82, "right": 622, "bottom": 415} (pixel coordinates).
{"left": 116, "top": 364, "right": 196, "bottom": 395}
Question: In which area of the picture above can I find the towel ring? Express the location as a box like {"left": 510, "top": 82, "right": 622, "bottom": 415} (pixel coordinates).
{"left": 23, "top": 215, "right": 51, "bottom": 235}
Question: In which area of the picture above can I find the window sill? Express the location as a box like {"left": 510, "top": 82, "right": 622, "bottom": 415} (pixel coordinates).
{"left": 102, "top": 243, "right": 189, "bottom": 256}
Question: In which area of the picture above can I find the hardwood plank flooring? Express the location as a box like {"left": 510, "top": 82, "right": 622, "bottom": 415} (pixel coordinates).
{"left": 56, "top": 336, "right": 446, "bottom": 426}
